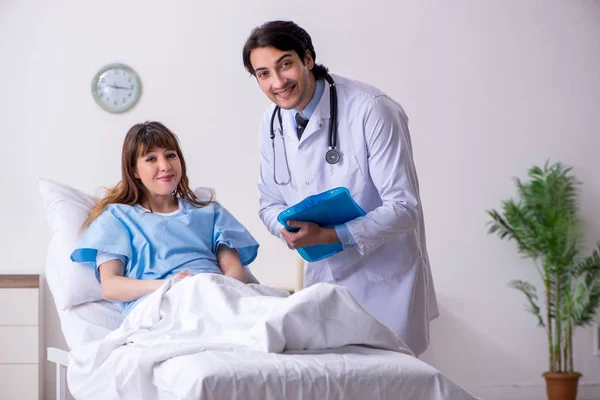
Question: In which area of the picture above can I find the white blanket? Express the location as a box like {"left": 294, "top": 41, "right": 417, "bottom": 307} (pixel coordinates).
{"left": 68, "top": 274, "right": 413, "bottom": 400}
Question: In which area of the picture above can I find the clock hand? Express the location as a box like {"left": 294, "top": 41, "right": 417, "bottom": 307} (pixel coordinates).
{"left": 106, "top": 84, "right": 131, "bottom": 90}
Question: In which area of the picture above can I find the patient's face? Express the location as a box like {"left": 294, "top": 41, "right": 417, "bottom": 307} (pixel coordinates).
{"left": 250, "top": 46, "right": 315, "bottom": 111}
{"left": 134, "top": 147, "right": 182, "bottom": 198}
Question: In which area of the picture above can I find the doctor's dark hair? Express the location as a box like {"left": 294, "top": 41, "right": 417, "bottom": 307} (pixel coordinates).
{"left": 81, "top": 121, "right": 214, "bottom": 230}
{"left": 242, "top": 20, "right": 329, "bottom": 79}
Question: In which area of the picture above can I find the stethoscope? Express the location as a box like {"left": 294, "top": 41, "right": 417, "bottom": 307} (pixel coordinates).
{"left": 270, "top": 73, "right": 339, "bottom": 186}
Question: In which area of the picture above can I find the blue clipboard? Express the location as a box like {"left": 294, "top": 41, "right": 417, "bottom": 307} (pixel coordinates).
{"left": 277, "top": 187, "right": 366, "bottom": 262}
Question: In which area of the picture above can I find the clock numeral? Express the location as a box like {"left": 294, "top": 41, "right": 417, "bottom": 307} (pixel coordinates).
{"left": 128, "top": 92, "right": 132, "bottom": 97}
{"left": 113, "top": 100, "right": 117, "bottom": 106}
{"left": 122, "top": 98, "right": 126, "bottom": 103}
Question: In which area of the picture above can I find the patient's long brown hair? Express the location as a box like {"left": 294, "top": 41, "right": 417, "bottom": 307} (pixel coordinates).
{"left": 81, "top": 121, "right": 214, "bottom": 230}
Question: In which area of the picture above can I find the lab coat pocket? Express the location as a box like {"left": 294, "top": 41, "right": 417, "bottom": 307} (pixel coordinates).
{"left": 326, "top": 151, "right": 366, "bottom": 197}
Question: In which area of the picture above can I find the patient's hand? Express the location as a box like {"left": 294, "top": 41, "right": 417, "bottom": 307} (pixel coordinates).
{"left": 174, "top": 271, "right": 194, "bottom": 281}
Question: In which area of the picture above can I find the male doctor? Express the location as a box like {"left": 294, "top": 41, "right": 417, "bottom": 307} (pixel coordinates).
{"left": 242, "top": 20, "right": 438, "bottom": 356}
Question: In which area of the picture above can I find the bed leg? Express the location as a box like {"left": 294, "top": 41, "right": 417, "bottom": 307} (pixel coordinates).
{"left": 56, "top": 363, "right": 67, "bottom": 400}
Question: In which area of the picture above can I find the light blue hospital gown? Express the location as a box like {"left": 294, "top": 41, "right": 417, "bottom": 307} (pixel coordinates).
{"left": 71, "top": 198, "right": 259, "bottom": 316}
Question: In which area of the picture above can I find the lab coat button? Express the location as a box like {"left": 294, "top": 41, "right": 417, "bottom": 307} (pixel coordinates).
{"left": 298, "top": 145, "right": 303, "bottom": 150}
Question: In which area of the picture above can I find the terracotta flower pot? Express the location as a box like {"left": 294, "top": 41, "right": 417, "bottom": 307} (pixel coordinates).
{"left": 542, "top": 372, "right": 582, "bottom": 400}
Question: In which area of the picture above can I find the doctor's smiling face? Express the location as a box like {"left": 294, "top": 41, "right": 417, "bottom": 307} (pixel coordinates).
{"left": 250, "top": 46, "right": 316, "bottom": 111}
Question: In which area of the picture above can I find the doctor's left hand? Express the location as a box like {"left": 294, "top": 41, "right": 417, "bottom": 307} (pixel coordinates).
{"left": 280, "top": 221, "right": 340, "bottom": 249}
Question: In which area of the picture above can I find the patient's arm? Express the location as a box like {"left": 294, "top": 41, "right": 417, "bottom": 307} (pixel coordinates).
{"left": 217, "top": 245, "right": 249, "bottom": 283}
{"left": 98, "top": 260, "right": 164, "bottom": 302}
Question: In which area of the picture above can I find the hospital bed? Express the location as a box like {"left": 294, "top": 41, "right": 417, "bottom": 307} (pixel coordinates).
{"left": 45, "top": 262, "right": 479, "bottom": 400}
{"left": 40, "top": 178, "right": 478, "bottom": 400}
{"left": 45, "top": 260, "right": 305, "bottom": 400}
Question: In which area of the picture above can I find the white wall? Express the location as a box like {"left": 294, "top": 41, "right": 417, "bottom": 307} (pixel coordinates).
{"left": 2, "top": 0, "right": 599, "bottom": 399}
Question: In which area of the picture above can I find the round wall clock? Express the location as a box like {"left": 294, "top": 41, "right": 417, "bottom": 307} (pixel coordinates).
{"left": 91, "top": 63, "right": 142, "bottom": 113}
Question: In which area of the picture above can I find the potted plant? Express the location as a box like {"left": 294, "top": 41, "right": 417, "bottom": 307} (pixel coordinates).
{"left": 486, "top": 161, "right": 600, "bottom": 400}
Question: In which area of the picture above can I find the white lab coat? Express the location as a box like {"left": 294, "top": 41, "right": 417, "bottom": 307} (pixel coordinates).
{"left": 257, "top": 74, "right": 439, "bottom": 356}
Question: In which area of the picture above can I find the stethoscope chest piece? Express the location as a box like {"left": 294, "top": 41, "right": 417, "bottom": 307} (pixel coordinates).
{"left": 326, "top": 149, "right": 340, "bottom": 164}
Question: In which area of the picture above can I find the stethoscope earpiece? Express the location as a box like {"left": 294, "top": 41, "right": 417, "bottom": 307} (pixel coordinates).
{"left": 270, "top": 74, "right": 340, "bottom": 185}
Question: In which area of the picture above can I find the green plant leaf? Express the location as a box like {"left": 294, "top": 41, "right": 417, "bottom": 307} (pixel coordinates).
{"left": 508, "top": 280, "right": 545, "bottom": 327}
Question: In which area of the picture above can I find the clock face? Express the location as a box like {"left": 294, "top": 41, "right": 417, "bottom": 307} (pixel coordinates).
{"left": 92, "top": 64, "right": 142, "bottom": 113}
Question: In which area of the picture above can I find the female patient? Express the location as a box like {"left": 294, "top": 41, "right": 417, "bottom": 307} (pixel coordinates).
{"left": 71, "top": 121, "right": 259, "bottom": 316}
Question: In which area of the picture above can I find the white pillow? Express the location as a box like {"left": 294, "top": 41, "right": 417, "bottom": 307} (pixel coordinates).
{"left": 40, "top": 178, "right": 103, "bottom": 310}
{"left": 39, "top": 178, "right": 259, "bottom": 311}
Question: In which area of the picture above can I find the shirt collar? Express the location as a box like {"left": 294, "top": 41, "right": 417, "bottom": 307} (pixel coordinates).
{"left": 290, "top": 78, "right": 325, "bottom": 125}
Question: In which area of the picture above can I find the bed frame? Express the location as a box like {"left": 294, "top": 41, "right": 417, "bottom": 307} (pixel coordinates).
{"left": 46, "top": 259, "right": 305, "bottom": 400}
{"left": 47, "top": 347, "right": 69, "bottom": 400}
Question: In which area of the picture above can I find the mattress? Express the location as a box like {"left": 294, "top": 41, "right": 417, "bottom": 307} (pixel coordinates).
{"left": 151, "top": 345, "right": 475, "bottom": 400}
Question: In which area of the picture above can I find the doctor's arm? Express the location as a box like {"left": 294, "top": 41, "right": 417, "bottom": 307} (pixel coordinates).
{"left": 344, "top": 95, "right": 421, "bottom": 256}
{"left": 259, "top": 147, "right": 342, "bottom": 248}
{"left": 257, "top": 110, "right": 343, "bottom": 249}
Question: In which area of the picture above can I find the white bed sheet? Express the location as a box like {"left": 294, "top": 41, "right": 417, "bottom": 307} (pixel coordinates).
{"left": 59, "top": 275, "right": 479, "bottom": 400}
{"left": 151, "top": 346, "right": 475, "bottom": 400}
{"left": 58, "top": 299, "right": 122, "bottom": 349}
{"left": 57, "top": 307, "right": 477, "bottom": 400}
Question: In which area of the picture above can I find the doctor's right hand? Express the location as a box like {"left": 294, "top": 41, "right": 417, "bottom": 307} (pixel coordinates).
{"left": 280, "top": 220, "right": 340, "bottom": 249}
